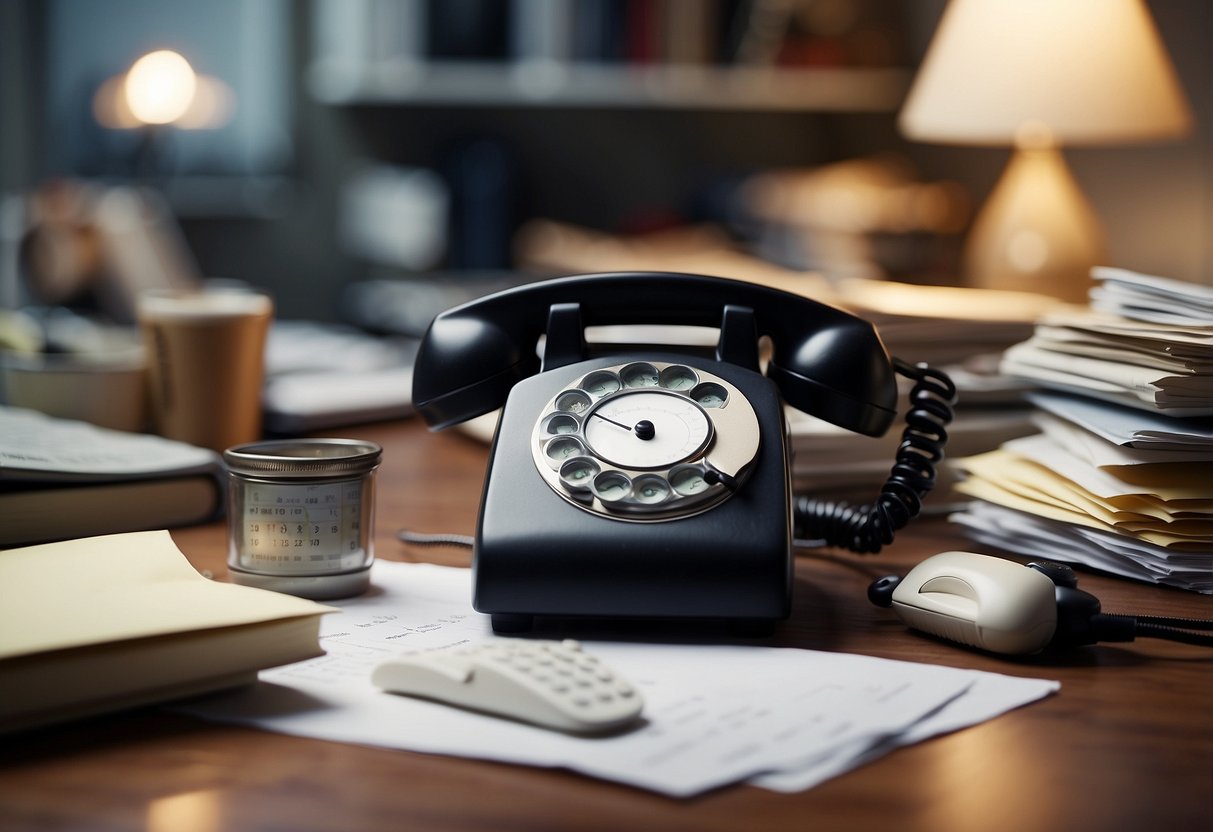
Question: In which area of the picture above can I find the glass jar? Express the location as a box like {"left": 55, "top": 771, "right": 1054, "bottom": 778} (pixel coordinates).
{"left": 223, "top": 438, "right": 382, "bottom": 599}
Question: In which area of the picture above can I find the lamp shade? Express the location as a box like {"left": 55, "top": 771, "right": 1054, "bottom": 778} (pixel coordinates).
{"left": 899, "top": 0, "right": 1192, "bottom": 146}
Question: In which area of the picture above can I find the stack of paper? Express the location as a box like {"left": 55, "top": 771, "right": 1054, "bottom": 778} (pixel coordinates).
{"left": 1089, "top": 266, "right": 1213, "bottom": 326}
{"left": 952, "top": 269, "right": 1213, "bottom": 593}
{"left": 951, "top": 426, "right": 1213, "bottom": 593}
{"left": 999, "top": 269, "right": 1213, "bottom": 416}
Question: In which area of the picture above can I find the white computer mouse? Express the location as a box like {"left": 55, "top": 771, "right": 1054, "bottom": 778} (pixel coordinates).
{"left": 887, "top": 551, "right": 1058, "bottom": 654}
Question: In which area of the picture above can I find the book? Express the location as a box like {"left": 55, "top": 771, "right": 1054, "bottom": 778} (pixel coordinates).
{"left": 0, "top": 406, "right": 224, "bottom": 546}
{"left": 0, "top": 529, "right": 334, "bottom": 733}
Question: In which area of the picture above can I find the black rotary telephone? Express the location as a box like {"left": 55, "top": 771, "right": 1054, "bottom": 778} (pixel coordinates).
{"left": 412, "top": 272, "right": 955, "bottom": 633}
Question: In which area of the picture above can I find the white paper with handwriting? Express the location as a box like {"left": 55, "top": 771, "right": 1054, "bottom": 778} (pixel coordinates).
{"left": 178, "top": 561, "right": 1058, "bottom": 797}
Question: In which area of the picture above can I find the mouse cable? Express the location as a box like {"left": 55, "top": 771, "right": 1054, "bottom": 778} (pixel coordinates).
{"left": 793, "top": 358, "right": 957, "bottom": 555}
{"left": 1032, "top": 562, "right": 1213, "bottom": 648}
{"left": 1086, "top": 613, "right": 1213, "bottom": 648}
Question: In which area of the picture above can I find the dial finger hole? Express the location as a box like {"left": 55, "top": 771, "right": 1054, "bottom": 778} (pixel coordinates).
{"left": 545, "top": 436, "right": 585, "bottom": 465}
{"left": 591, "top": 471, "right": 632, "bottom": 503}
{"left": 559, "top": 457, "right": 599, "bottom": 491}
{"left": 555, "top": 389, "right": 592, "bottom": 414}
{"left": 658, "top": 364, "right": 698, "bottom": 391}
{"left": 670, "top": 465, "right": 711, "bottom": 496}
{"left": 690, "top": 382, "right": 728, "bottom": 408}
{"left": 620, "top": 362, "right": 660, "bottom": 388}
{"left": 632, "top": 475, "right": 671, "bottom": 504}
{"left": 542, "top": 413, "right": 580, "bottom": 436}
{"left": 580, "top": 370, "right": 621, "bottom": 398}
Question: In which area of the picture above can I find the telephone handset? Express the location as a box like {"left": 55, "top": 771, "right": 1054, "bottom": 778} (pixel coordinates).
{"left": 412, "top": 272, "right": 954, "bottom": 633}
{"left": 414, "top": 272, "right": 898, "bottom": 435}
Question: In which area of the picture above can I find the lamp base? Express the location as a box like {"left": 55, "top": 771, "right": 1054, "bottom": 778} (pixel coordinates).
{"left": 964, "top": 146, "right": 1102, "bottom": 303}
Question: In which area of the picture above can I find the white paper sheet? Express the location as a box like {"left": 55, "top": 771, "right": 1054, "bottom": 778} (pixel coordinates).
{"left": 1090, "top": 267, "right": 1213, "bottom": 327}
{"left": 753, "top": 671, "right": 1060, "bottom": 792}
{"left": 1027, "top": 391, "right": 1213, "bottom": 450}
{"left": 178, "top": 561, "right": 1059, "bottom": 796}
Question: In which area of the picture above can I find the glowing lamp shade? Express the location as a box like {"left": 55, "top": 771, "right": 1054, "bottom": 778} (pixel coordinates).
{"left": 124, "top": 50, "right": 197, "bottom": 125}
{"left": 93, "top": 50, "right": 234, "bottom": 131}
{"left": 899, "top": 0, "right": 1192, "bottom": 301}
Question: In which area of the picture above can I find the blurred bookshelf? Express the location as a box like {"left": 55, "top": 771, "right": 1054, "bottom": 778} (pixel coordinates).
{"left": 309, "top": 61, "right": 908, "bottom": 112}
{"left": 308, "top": 0, "right": 911, "bottom": 112}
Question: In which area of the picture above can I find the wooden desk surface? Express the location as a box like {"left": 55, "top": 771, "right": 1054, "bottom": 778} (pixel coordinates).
{"left": 2, "top": 418, "right": 1210, "bottom": 832}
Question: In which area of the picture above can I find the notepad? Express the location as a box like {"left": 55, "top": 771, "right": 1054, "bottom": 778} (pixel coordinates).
{"left": 0, "top": 530, "right": 334, "bottom": 733}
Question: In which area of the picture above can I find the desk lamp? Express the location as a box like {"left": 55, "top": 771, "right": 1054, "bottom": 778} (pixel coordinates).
{"left": 92, "top": 49, "right": 235, "bottom": 178}
{"left": 899, "top": 0, "right": 1191, "bottom": 301}
{"left": 93, "top": 49, "right": 234, "bottom": 131}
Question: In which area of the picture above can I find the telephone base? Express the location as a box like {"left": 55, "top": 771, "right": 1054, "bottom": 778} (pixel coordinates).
{"left": 487, "top": 613, "right": 781, "bottom": 638}
{"left": 490, "top": 613, "right": 535, "bottom": 633}
{"left": 728, "top": 618, "right": 777, "bottom": 638}
{"left": 474, "top": 351, "right": 794, "bottom": 634}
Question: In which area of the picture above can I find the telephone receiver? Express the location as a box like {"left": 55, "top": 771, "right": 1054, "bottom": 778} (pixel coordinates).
{"left": 412, "top": 271, "right": 898, "bottom": 436}
{"left": 411, "top": 271, "right": 951, "bottom": 633}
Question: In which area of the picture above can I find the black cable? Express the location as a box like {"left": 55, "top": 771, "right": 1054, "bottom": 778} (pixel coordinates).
{"left": 793, "top": 359, "right": 957, "bottom": 554}
{"left": 1133, "top": 614, "right": 1213, "bottom": 631}
{"left": 397, "top": 529, "right": 474, "bottom": 549}
{"left": 1131, "top": 622, "right": 1213, "bottom": 647}
{"left": 1091, "top": 612, "right": 1213, "bottom": 648}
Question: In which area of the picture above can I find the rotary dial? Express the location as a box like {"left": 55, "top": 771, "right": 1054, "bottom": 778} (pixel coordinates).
{"left": 531, "top": 361, "right": 760, "bottom": 521}
{"left": 584, "top": 390, "right": 712, "bottom": 469}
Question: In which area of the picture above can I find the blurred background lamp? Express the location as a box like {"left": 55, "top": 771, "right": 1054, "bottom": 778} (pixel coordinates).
{"left": 93, "top": 49, "right": 235, "bottom": 130}
{"left": 899, "top": 0, "right": 1192, "bottom": 301}
{"left": 124, "top": 49, "right": 196, "bottom": 125}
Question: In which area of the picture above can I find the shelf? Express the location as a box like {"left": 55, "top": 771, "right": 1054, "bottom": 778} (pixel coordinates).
{"left": 159, "top": 175, "right": 295, "bottom": 219}
{"left": 307, "top": 60, "right": 911, "bottom": 113}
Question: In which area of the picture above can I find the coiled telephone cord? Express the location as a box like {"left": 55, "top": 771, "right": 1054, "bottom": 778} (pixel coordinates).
{"left": 794, "top": 359, "right": 957, "bottom": 555}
